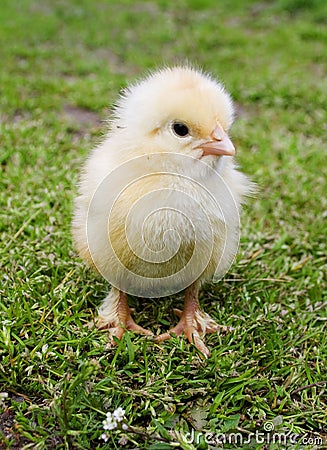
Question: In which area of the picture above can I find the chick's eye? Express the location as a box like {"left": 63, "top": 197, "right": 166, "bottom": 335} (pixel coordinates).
{"left": 172, "top": 122, "right": 189, "bottom": 137}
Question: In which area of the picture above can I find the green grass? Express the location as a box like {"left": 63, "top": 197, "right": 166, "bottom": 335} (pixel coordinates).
{"left": 1, "top": 0, "right": 326, "bottom": 448}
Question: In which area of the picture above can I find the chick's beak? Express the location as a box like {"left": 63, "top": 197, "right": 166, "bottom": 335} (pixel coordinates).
{"left": 198, "top": 124, "right": 235, "bottom": 157}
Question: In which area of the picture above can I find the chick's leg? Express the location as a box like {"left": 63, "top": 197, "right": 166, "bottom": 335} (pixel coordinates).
{"left": 155, "top": 282, "right": 228, "bottom": 358}
{"left": 94, "top": 288, "right": 153, "bottom": 343}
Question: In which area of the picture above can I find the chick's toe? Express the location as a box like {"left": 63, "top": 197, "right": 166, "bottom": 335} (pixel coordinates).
{"left": 94, "top": 288, "right": 153, "bottom": 343}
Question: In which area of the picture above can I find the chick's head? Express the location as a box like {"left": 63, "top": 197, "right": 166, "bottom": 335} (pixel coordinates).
{"left": 111, "top": 66, "right": 235, "bottom": 166}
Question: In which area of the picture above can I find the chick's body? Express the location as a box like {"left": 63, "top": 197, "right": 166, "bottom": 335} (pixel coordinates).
{"left": 73, "top": 67, "right": 252, "bottom": 357}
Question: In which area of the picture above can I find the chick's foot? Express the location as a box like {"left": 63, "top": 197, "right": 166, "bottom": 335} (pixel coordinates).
{"left": 155, "top": 284, "right": 229, "bottom": 358}
{"left": 93, "top": 288, "right": 153, "bottom": 344}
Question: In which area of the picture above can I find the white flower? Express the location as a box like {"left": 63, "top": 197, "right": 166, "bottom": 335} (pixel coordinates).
{"left": 101, "top": 408, "right": 126, "bottom": 434}
{"left": 100, "top": 432, "right": 109, "bottom": 442}
{"left": 42, "top": 344, "right": 49, "bottom": 354}
{"left": 0, "top": 392, "right": 9, "bottom": 408}
{"left": 103, "top": 420, "right": 117, "bottom": 430}
{"left": 103, "top": 412, "right": 118, "bottom": 430}
{"left": 122, "top": 423, "right": 128, "bottom": 431}
{"left": 113, "top": 407, "right": 125, "bottom": 422}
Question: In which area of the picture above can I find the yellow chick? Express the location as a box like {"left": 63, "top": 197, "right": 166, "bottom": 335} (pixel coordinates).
{"left": 72, "top": 66, "right": 253, "bottom": 357}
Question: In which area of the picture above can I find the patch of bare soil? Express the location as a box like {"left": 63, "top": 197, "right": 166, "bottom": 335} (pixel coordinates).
{"left": 63, "top": 104, "right": 102, "bottom": 127}
{"left": 0, "top": 409, "right": 30, "bottom": 450}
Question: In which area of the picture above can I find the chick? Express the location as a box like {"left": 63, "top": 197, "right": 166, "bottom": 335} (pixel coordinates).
{"left": 72, "top": 66, "right": 253, "bottom": 357}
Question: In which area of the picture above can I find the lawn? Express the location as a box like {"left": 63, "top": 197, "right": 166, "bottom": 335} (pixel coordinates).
{"left": 0, "top": 0, "right": 326, "bottom": 448}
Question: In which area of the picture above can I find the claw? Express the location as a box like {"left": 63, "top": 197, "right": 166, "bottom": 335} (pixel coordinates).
{"left": 156, "top": 283, "right": 229, "bottom": 358}
{"left": 125, "top": 315, "right": 154, "bottom": 336}
{"left": 155, "top": 314, "right": 211, "bottom": 358}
